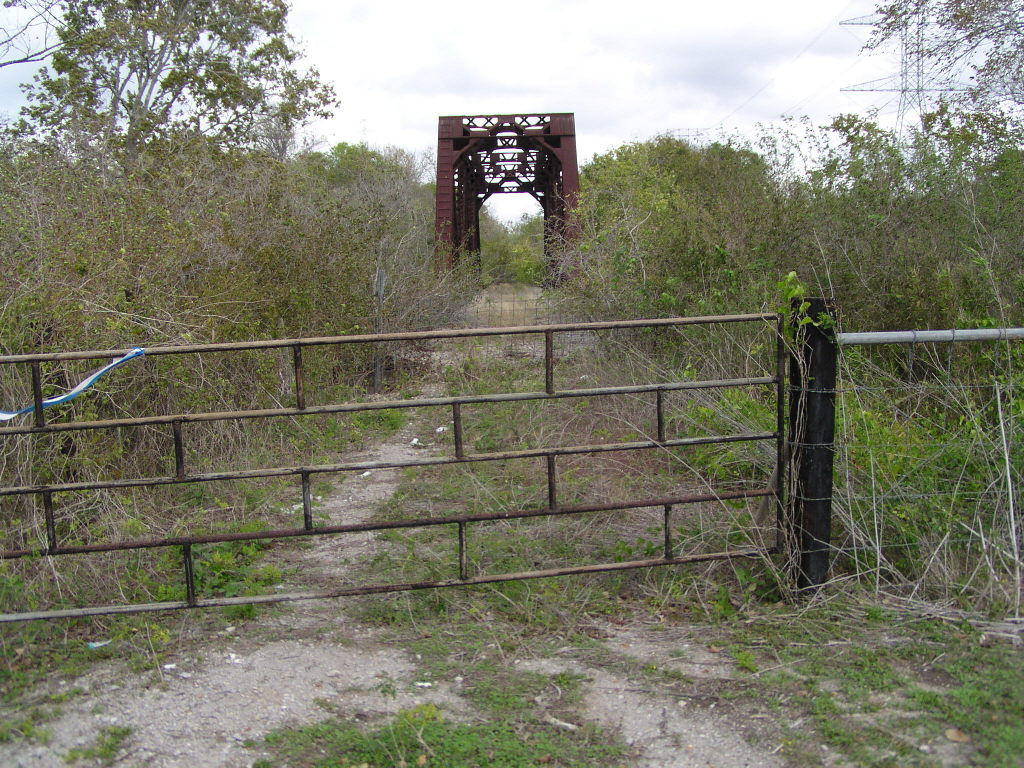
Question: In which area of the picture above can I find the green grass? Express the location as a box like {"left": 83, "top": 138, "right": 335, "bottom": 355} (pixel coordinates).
{"left": 405, "top": 626, "right": 583, "bottom": 714}
{"left": 902, "top": 635, "right": 1024, "bottom": 766}
{"left": 355, "top": 577, "right": 1024, "bottom": 768}
{"left": 64, "top": 725, "right": 132, "bottom": 765}
{"left": 258, "top": 702, "right": 623, "bottom": 768}
{"left": 685, "top": 601, "right": 1024, "bottom": 767}
{"left": 350, "top": 407, "right": 407, "bottom": 434}
{"left": 257, "top": 601, "right": 629, "bottom": 768}
{"left": 0, "top": 707, "right": 53, "bottom": 744}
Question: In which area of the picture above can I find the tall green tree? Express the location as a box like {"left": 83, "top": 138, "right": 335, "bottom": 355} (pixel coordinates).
{"left": 573, "top": 136, "right": 781, "bottom": 317}
{"left": 19, "top": 0, "right": 335, "bottom": 151}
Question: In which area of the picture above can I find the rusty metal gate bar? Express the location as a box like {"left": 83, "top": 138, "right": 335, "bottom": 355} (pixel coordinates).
{"left": 1, "top": 313, "right": 785, "bottom": 623}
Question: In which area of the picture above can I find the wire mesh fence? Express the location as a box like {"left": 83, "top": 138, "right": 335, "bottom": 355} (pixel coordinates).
{"left": 832, "top": 334, "right": 1022, "bottom": 613}
{"left": 461, "top": 282, "right": 555, "bottom": 328}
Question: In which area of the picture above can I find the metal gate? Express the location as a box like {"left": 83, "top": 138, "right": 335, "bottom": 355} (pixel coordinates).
{"left": 0, "top": 313, "right": 785, "bottom": 623}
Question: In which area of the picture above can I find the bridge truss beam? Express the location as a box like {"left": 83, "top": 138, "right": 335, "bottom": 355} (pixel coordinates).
{"left": 435, "top": 113, "right": 579, "bottom": 278}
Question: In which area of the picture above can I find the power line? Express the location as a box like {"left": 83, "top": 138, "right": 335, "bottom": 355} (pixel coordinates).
{"left": 839, "top": 9, "right": 968, "bottom": 132}
{"left": 705, "top": 0, "right": 861, "bottom": 130}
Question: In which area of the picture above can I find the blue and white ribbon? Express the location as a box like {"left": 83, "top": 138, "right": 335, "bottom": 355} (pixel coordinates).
{"left": 1, "top": 348, "right": 146, "bottom": 422}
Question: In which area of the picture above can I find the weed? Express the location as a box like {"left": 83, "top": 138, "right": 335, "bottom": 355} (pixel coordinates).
{"left": 682, "top": 600, "right": 1024, "bottom": 767}
{"left": 375, "top": 677, "right": 398, "bottom": 699}
{"left": 710, "top": 585, "right": 737, "bottom": 620}
{"left": 261, "top": 702, "right": 623, "bottom": 768}
{"left": 46, "top": 688, "right": 84, "bottom": 704}
{"left": 0, "top": 708, "right": 53, "bottom": 744}
{"left": 730, "top": 648, "right": 758, "bottom": 673}
{"left": 351, "top": 408, "right": 406, "bottom": 435}
{"left": 64, "top": 725, "right": 132, "bottom": 765}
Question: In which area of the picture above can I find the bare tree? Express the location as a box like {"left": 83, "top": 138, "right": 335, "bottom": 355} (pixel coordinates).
{"left": 0, "top": 0, "right": 62, "bottom": 68}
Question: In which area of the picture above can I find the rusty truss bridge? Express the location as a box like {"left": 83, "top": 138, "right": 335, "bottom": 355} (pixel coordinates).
{"left": 435, "top": 113, "right": 579, "bottom": 274}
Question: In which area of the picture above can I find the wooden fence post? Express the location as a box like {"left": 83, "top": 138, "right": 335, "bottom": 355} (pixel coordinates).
{"left": 789, "top": 297, "right": 837, "bottom": 591}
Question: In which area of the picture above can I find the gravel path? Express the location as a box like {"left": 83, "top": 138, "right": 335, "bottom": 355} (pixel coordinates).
{"left": 1, "top": 425, "right": 456, "bottom": 768}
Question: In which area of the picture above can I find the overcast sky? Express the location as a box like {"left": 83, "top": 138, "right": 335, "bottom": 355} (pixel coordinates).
{"left": 1, "top": 0, "right": 900, "bottom": 220}
{"left": 294, "top": 0, "right": 893, "bottom": 219}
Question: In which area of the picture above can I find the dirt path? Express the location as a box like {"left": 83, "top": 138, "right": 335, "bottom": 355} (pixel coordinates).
{"left": 2, "top": 287, "right": 785, "bottom": 767}
{"left": 465, "top": 281, "right": 546, "bottom": 327}
{"left": 1, "top": 422, "right": 470, "bottom": 768}
{"left": 2, "top": 451, "right": 782, "bottom": 765}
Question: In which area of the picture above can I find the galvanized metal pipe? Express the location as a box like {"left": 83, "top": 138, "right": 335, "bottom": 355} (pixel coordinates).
{"left": 0, "top": 431, "right": 777, "bottom": 498}
{"left": 837, "top": 327, "right": 1024, "bottom": 346}
{"left": 30, "top": 362, "right": 46, "bottom": 428}
{"left": 292, "top": 345, "right": 306, "bottom": 409}
{"left": 1, "top": 546, "right": 770, "bottom": 623}
{"left": 1, "top": 488, "right": 773, "bottom": 560}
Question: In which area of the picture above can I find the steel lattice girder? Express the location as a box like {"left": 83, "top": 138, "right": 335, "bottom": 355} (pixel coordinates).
{"left": 435, "top": 113, "right": 580, "bottom": 272}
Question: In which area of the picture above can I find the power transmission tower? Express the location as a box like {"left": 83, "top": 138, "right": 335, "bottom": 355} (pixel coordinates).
{"left": 675, "top": 129, "right": 706, "bottom": 144}
{"left": 840, "top": 10, "right": 967, "bottom": 133}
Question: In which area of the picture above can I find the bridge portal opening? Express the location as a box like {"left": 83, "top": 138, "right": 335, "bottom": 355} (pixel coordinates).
{"left": 479, "top": 196, "right": 544, "bottom": 282}
{"left": 435, "top": 114, "right": 579, "bottom": 280}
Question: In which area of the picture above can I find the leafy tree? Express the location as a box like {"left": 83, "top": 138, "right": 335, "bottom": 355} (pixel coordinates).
{"left": 19, "top": 0, "right": 335, "bottom": 152}
{"left": 573, "top": 136, "right": 781, "bottom": 317}
{"left": 304, "top": 142, "right": 418, "bottom": 189}
{"left": 869, "top": 0, "right": 1024, "bottom": 111}
{"left": 478, "top": 210, "right": 545, "bottom": 283}
{"left": 564, "top": 121, "right": 1024, "bottom": 329}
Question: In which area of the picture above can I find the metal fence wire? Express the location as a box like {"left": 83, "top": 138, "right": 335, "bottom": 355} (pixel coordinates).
{"left": 832, "top": 329, "right": 1023, "bottom": 613}
{"left": 0, "top": 313, "right": 785, "bottom": 623}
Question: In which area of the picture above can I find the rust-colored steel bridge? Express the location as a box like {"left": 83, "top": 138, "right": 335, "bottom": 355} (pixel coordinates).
{"left": 435, "top": 113, "right": 579, "bottom": 274}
